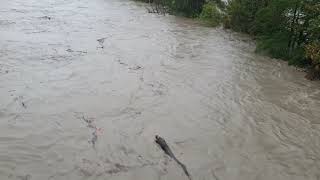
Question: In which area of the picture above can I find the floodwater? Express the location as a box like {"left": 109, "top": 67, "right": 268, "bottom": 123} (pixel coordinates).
{"left": 0, "top": 0, "right": 320, "bottom": 179}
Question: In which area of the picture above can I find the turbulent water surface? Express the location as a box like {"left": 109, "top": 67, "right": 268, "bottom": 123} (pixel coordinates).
{"left": 1, "top": 0, "right": 320, "bottom": 179}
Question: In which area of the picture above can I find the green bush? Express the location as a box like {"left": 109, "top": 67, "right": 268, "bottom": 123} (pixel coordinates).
{"left": 199, "top": 2, "right": 223, "bottom": 26}
{"left": 166, "top": 0, "right": 205, "bottom": 17}
{"left": 306, "top": 42, "right": 320, "bottom": 66}
{"left": 256, "top": 32, "right": 307, "bottom": 67}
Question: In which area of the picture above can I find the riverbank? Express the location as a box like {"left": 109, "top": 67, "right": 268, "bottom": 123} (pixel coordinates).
{"left": 137, "top": 0, "right": 320, "bottom": 80}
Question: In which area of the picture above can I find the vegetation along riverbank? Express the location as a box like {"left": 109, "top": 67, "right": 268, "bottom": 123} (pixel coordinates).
{"left": 136, "top": 0, "right": 320, "bottom": 80}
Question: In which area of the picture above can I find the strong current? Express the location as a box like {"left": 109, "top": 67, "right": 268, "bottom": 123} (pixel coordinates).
{"left": 0, "top": 0, "right": 320, "bottom": 179}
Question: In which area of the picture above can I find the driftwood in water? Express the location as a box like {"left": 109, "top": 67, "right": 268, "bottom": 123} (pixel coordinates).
{"left": 155, "top": 135, "right": 191, "bottom": 180}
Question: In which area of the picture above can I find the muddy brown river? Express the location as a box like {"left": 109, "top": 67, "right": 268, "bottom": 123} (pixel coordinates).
{"left": 1, "top": 0, "right": 320, "bottom": 179}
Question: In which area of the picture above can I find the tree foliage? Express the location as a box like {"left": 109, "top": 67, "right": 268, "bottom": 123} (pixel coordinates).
{"left": 199, "top": 2, "right": 223, "bottom": 26}
{"left": 168, "top": 0, "right": 205, "bottom": 16}
{"left": 306, "top": 42, "right": 320, "bottom": 65}
{"left": 227, "top": 0, "right": 320, "bottom": 70}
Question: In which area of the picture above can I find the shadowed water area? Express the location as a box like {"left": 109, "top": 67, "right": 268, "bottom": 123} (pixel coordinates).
{"left": 1, "top": 0, "right": 320, "bottom": 179}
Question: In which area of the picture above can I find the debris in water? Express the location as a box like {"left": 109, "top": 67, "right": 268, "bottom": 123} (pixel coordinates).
{"left": 90, "top": 131, "right": 98, "bottom": 147}
{"left": 66, "top": 48, "right": 87, "bottom": 54}
{"left": 81, "top": 116, "right": 95, "bottom": 128}
{"left": 117, "top": 59, "right": 128, "bottom": 66}
{"left": 66, "top": 48, "right": 74, "bottom": 52}
{"left": 97, "top": 38, "right": 106, "bottom": 48}
{"left": 40, "top": 16, "right": 52, "bottom": 20}
{"left": 155, "top": 135, "right": 192, "bottom": 180}
{"left": 17, "top": 174, "right": 32, "bottom": 180}
{"left": 79, "top": 115, "right": 102, "bottom": 148}
{"left": 105, "top": 163, "right": 130, "bottom": 174}
{"left": 129, "top": 65, "right": 142, "bottom": 70}
{"left": 21, "top": 102, "right": 27, "bottom": 108}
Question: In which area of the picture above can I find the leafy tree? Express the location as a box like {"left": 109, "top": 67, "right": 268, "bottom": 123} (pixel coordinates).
{"left": 199, "top": 1, "right": 223, "bottom": 26}
{"left": 227, "top": 0, "right": 269, "bottom": 33}
{"left": 166, "top": 0, "right": 205, "bottom": 17}
{"left": 227, "top": 0, "right": 320, "bottom": 69}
